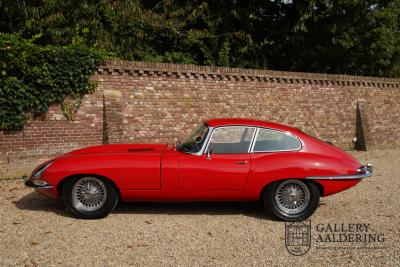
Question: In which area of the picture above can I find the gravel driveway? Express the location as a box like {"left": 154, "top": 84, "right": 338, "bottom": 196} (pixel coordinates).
{"left": 0, "top": 149, "right": 399, "bottom": 266}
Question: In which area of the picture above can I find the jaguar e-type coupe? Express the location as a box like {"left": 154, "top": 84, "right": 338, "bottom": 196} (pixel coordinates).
{"left": 25, "top": 118, "right": 372, "bottom": 221}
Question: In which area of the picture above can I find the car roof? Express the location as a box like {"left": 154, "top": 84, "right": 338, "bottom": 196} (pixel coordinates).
{"left": 205, "top": 118, "right": 301, "bottom": 133}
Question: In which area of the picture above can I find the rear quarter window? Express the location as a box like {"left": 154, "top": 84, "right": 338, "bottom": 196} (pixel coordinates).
{"left": 253, "top": 128, "right": 301, "bottom": 152}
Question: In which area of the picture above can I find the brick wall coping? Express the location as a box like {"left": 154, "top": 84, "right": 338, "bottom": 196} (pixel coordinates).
{"left": 98, "top": 60, "right": 400, "bottom": 88}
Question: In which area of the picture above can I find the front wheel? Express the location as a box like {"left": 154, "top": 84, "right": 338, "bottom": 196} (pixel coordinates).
{"left": 263, "top": 179, "right": 320, "bottom": 221}
{"left": 62, "top": 176, "right": 118, "bottom": 219}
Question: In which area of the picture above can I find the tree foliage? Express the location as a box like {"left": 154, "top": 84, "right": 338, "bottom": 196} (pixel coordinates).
{"left": 1, "top": 0, "right": 399, "bottom": 76}
{"left": 1, "top": 1, "right": 398, "bottom": 130}
{"left": 0, "top": 33, "right": 103, "bottom": 130}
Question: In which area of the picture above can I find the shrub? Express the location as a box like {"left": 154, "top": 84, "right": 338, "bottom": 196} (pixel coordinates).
{"left": 0, "top": 33, "right": 103, "bottom": 130}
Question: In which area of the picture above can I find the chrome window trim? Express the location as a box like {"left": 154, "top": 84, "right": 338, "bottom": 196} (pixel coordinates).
{"left": 192, "top": 126, "right": 214, "bottom": 156}
{"left": 202, "top": 125, "right": 257, "bottom": 155}
{"left": 250, "top": 127, "right": 303, "bottom": 153}
{"left": 249, "top": 127, "right": 260, "bottom": 153}
{"left": 247, "top": 127, "right": 258, "bottom": 153}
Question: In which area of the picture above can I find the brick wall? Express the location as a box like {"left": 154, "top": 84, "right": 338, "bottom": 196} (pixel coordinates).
{"left": 1, "top": 60, "right": 399, "bottom": 178}
{"left": 0, "top": 91, "right": 103, "bottom": 178}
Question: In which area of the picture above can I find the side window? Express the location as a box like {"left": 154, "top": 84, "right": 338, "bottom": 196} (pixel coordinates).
{"left": 253, "top": 128, "right": 301, "bottom": 152}
{"left": 208, "top": 127, "right": 255, "bottom": 154}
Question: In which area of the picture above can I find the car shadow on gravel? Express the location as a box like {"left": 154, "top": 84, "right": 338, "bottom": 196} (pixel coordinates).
{"left": 115, "top": 201, "right": 326, "bottom": 220}
{"left": 13, "top": 191, "right": 276, "bottom": 220}
{"left": 114, "top": 201, "right": 273, "bottom": 220}
{"left": 13, "top": 191, "right": 72, "bottom": 217}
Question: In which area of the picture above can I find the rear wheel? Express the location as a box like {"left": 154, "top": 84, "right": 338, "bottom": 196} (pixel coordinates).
{"left": 263, "top": 179, "right": 320, "bottom": 221}
{"left": 62, "top": 176, "right": 118, "bottom": 219}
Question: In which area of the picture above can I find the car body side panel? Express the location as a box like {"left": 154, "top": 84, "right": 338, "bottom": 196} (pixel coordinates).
{"left": 119, "top": 149, "right": 257, "bottom": 201}
{"left": 34, "top": 187, "right": 59, "bottom": 199}
{"left": 178, "top": 153, "right": 251, "bottom": 190}
{"left": 312, "top": 179, "right": 361, "bottom": 196}
{"left": 248, "top": 149, "right": 361, "bottom": 197}
{"left": 43, "top": 153, "right": 162, "bottom": 190}
{"left": 119, "top": 189, "right": 258, "bottom": 201}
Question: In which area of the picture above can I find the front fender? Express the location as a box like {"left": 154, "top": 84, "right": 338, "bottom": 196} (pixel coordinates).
{"left": 41, "top": 153, "right": 162, "bottom": 191}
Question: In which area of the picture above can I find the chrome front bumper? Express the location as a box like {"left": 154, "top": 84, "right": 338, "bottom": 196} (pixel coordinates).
{"left": 23, "top": 176, "right": 54, "bottom": 189}
{"left": 306, "top": 164, "right": 373, "bottom": 180}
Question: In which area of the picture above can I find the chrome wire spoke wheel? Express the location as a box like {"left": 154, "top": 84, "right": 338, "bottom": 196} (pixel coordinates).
{"left": 275, "top": 180, "right": 310, "bottom": 215}
{"left": 71, "top": 177, "right": 107, "bottom": 212}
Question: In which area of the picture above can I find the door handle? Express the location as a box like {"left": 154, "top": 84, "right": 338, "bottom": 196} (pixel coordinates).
{"left": 234, "top": 161, "right": 248, "bottom": 165}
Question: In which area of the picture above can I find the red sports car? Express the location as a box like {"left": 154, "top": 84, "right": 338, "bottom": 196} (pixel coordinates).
{"left": 24, "top": 118, "right": 372, "bottom": 221}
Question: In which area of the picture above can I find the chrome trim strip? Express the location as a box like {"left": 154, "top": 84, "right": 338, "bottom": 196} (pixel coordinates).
{"left": 306, "top": 165, "right": 372, "bottom": 180}
{"left": 37, "top": 186, "right": 54, "bottom": 189}
{"left": 192, "top": 124, "right": 302, "bottom": 156}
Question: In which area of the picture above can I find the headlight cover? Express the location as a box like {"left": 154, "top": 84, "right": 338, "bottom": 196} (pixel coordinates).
{"left": 32, "top": 161, "right": 54, "bottom": 179}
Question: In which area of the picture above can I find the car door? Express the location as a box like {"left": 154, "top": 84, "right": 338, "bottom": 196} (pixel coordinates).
{"left": 178, "top": 126, "right": 255, "bottom": 190}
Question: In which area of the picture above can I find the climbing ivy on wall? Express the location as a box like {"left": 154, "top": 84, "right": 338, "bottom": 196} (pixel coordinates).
{"left": 0, "top": 33, "right": 103, "bottom": 130}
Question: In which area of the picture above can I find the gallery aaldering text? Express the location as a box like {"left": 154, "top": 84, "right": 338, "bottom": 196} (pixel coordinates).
{"left": 315, "top": 223, "right": 385, "bottom": 243}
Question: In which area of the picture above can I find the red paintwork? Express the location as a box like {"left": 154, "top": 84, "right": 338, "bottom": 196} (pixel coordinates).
{"left": 33, "top": 119, "right": 365, "bottom": 201}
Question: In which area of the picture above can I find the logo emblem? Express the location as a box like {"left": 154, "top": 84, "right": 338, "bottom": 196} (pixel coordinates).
{"left": 285, "top": 220, "right": 311, "bottom": 256}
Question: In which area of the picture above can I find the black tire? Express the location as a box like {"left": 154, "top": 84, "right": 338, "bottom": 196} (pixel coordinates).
{"left": 62, "top": 176, "right": 118, "bottom": 219}
{"left": 262, "top": 179, "right": 320, "bottom": 221}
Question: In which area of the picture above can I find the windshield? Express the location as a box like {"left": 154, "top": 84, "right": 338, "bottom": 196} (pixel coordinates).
{"left": 178, "top": 123, "right": 209, "bottom": 153}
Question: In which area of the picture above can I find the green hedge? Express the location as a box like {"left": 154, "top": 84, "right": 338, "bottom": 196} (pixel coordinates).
{"left": 0, "top": 33, "right": 103, "bottom": 130}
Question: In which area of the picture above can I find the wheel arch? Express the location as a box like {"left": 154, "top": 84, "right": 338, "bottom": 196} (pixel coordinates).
{"left": 259, "top": 178, "right": 324, "bottom": 200}
{"left": 57, "top": 173, "right": 121, "bottom": 199}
